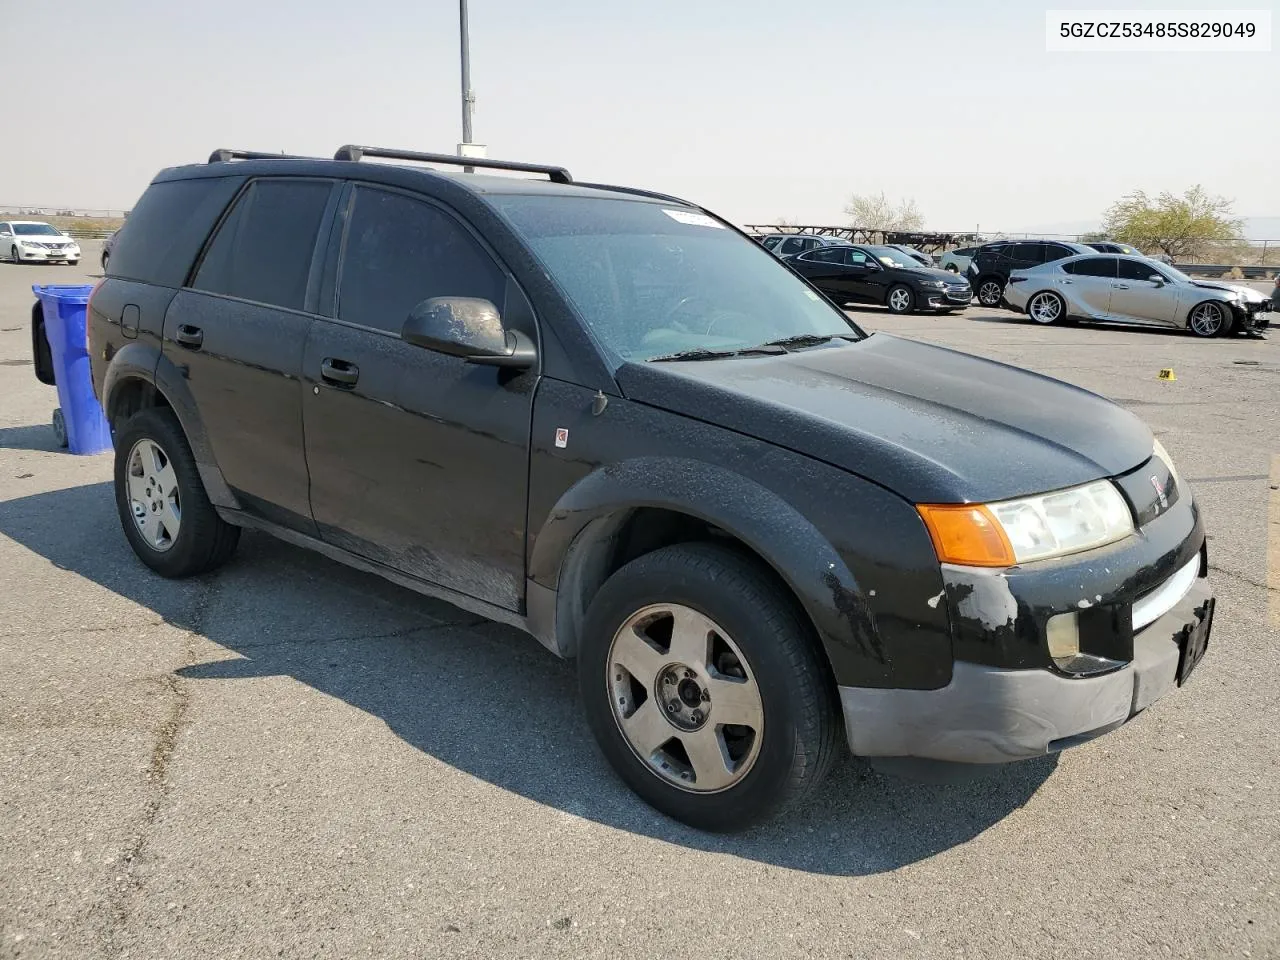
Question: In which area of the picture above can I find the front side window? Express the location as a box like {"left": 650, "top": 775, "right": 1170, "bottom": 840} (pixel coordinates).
{"left": 336, "top": 187, "right": 506, "bottom": 334}
{"left": 193, "top": 179, "right": 332, "bottom": 311}
{"left": 1117, "top": 258, "right": 1164, "bottom": 282}
{"left": 492, "top": 196, "right": 860, "bottom": 366}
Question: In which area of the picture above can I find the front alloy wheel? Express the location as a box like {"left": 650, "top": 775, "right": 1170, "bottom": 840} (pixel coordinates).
{"left": 578, "top": 543, "right": 838, "bottom": 831}
{"left": 886, "top": 285, "right": 914, "bottom": 314}
{"left": 608, "top": 603, "right": 764, "bottom": 793}
{"left": 1188, "top": 301, "right": 1230, "bottom": 338}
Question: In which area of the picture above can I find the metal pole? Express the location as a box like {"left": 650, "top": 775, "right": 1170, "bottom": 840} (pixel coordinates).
{"left": 460, "top": 0, "right": 474, "bottom": 145}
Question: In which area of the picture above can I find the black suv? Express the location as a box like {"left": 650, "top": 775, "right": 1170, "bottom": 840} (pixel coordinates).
{"left": 88, "top": 146, "right": 1215, "bottom": 831}
{"left": 967, "top": 239, "right": 1094, "bottom": 307}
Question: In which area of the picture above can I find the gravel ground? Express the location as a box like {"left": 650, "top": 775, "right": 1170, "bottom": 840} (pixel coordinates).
{"left": 1, "top": 247, "right": 1277, "bottom": 959}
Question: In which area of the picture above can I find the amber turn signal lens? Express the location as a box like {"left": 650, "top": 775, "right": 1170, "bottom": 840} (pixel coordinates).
{"left": 916, "top": 503, "right": 1016, "bottom": 568}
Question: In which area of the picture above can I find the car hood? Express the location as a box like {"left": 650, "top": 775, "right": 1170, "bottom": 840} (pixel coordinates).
{"left": 900, "top": 266, "right": 965, "bottom": 283}
{"left": 1192, "top": 280, "right": 1264, "bottom": 303}
{"left": 616, "top": 334, "right": 1153, "bottom": 504}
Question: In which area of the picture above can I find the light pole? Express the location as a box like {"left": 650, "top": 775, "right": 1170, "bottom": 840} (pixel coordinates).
{"left": 459, "top": 0, "right": 474, "bottom": 146}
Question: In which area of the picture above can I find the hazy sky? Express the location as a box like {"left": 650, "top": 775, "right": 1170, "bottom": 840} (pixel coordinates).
{"left": 2, "top": 0, "right": 1275, "bottom": 232}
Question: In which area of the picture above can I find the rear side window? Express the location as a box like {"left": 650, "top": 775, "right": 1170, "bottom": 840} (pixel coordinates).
{"left": 1044, "top": 243, "right": 1077, "bottom": 262}
{"left": 762, "top": 236, "right": 782, "bottom": 250}
{"left": 336, "top": 187, "right": 506, "bottom": 334}
{"left": 779, "top": 237, "right": 806, "bottom": 256}
{"left": 193, "top": 179, "right": 332, "bottom": 311}
{"left": 1009, "top": 242, "right": 1046, "bottom": 263}
{"left": 108, "top": 176, "right": 244, "bottom": 287}
{"left": 1064, "top": 257, "right": 1117, "bottom": 278}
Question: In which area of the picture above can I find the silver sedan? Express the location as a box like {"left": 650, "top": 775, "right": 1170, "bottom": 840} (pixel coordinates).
{"left": 1003, "top": 254, "right": 1270, "bottom": 338}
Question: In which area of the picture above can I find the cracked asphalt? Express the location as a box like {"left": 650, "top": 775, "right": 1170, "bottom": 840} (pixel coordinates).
{"left": 2, "top": 247, "right": 1277, "bottom": 959}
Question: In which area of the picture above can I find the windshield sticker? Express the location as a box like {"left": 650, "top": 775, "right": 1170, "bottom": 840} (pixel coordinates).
{"left": 663, "top": 209, "right": 725, "bottom": 229}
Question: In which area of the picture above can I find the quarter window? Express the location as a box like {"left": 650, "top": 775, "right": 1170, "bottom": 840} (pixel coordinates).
{"left": 337, "top": 187, "right": 506, "bottom": 334}
{"left": 193, "top": 179, "right": 332, "bottom": 311}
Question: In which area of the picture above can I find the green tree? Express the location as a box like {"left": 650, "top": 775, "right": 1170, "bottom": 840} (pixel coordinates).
{"left": 1101, "top": 186, "right": 1243, "bottom": 259}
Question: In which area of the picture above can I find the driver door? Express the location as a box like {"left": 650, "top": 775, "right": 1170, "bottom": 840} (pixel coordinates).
{"left": 1109, "top": 258, "right": 1180, "bottom": 325}
{"left": 842, "top": 248, "right": 883, "bottom": 303}
{"left": 302, "top": 184, "right": 536, "bottom": 611}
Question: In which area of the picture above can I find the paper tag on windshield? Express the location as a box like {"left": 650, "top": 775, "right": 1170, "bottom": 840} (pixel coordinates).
{"left": 663, "top": 209, "right": 724, "bottom": 229}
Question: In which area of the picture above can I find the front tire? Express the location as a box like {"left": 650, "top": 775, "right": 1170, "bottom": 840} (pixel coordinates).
{"left": 1027, "top": 291, "right": 1065, "bottom": 325}
{"left": 9, "top": 245, "right": 20, "bottom": 264}
{"left": 886, "top": 284, "right": 915, "bottom": 314}
{"left": 113, "top": 407, "right": 240, "bottom": 578}
{"left": 976, "top": 277, "right": 1004, "bottom": 307}
{"left": 578, "top": 543, "right": 838, "bottom": 832}
{"left": 1188, "top": 300, "right": 1233, "bottom": 338}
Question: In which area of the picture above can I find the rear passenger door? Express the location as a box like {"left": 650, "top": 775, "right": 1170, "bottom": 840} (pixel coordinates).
{"left": 302, "top": 184, "right": 535, "bottom": 612}
{"left": 1061, "top": 256, "right": 1117, "bottom": 316}
{"left": 166, "top": 177, "right": 338, "bottom": 534}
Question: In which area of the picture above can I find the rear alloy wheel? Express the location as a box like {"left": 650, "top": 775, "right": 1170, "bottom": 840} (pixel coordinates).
{"left": 886, "top": 284, "right": 914, "bottom": 314}
{"left": 579, "top": 543, "right": 838, "bottom": 832}
{"left": 114, "top": 407, "right": 240, "bottom": 577}
{"left": 977, "top": 279, "right": 1004, "bottom": 307}
{"left": 1027, "top": 291, "right": 1065, "bottom": 325}
{"left": 1188, "top": 301, "right": 1232, "bottom": 338}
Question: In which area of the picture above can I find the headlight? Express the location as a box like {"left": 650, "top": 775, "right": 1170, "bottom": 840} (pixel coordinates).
{"left": 919, "top": 278, "right": 945, "bottom": 288}
{"left": 1152, "top": 437, "right": 1183, "bottom": 491}
{"left": 918, "top": 480, "right": 1134, "bottom": 567}
{"left": 19, "top": 240, "right": 38, "bottom": 248}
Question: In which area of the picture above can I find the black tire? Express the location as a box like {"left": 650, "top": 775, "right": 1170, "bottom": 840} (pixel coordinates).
{"left": 51, "top": 409, "right": 67, "bottom": 448}
{"left": 945, "top": 264, "right": 959, "bottom": 273}
{"left": 10, "top": 245, "right": 20, "bottom": 264}
{"left": 976, "top": 277, "right": 1004, "bottom": 307}
{"left": 69, "top": 259, "right": 79, "bottom": 266}
{"left": 1187, "top": 300, "right": 1233, "bottom": 338}
{"left": 578, "top": 542, "right": 839, "bottom": 832}
{"left": 885, "top": 284, "right": 915, "bottom": 315}
{"left": 113, "top": 406, "right": 240, "bottom": 578}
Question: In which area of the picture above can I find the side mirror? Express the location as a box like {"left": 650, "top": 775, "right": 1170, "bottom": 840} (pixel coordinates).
{"left": 401, "top": 297, "right": 536, "bottom": 369}
{"left": 1148, "top": 275, "right": 1165, "bottom": 286}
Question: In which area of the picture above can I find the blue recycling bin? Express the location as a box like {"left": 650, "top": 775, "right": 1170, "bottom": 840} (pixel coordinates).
{"left": 32, "top": 284, "right": 113, "bottom": 455}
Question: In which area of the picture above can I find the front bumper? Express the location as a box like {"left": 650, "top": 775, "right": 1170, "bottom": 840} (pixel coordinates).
{"left": 924, "top": 286, "right": 973, "bottom": 310}
{"left": 14, "top": 246, "right": 79, "bottom": 261}
{"left": 840, "top": 574, "right": 1213, "bottom": 763}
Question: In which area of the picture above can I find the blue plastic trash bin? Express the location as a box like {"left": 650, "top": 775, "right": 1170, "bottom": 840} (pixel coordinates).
{"left": 32, "top": 284, "right": 113, "bottom": 455}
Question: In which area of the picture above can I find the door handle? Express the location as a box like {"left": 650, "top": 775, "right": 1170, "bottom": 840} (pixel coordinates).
{"left": 175, "top": 324, "right": 203, "bottom": 349}
{"left": 1113, "top": 284, "right": 1130, "bottom": 290}
{"left": 320, "top": 358, "right": 359, "bottom": 387}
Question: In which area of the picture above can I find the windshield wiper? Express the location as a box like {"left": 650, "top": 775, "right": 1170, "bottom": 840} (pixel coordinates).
{"left": 647, "top": 344, "right": 788, "bottom": 363}
{"left": 752, "top": 333, "right": 858, "bottom": 351}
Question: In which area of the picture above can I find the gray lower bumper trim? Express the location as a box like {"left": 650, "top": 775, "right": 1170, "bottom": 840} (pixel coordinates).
{"left": 840, "top": 577, "right": 1212, "bottom": 764}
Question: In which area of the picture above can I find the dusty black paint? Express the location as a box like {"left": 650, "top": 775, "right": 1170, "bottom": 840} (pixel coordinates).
{"left": 88, "top": 154, "right": 1209, "bottom": 702}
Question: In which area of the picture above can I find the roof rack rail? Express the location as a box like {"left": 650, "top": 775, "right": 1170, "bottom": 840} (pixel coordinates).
{"left": 572, "top": 182, "right": 691, "bottom": 205}
{"left": 333, "top": 144, "right": 573, "bottom": 184}
{"left": 208, "top": 149, "right": 314, "bottom": 164}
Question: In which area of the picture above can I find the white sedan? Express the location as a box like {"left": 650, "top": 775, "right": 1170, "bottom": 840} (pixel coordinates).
{"left": 0, "top": 221, "right": 81, "bottom": 264}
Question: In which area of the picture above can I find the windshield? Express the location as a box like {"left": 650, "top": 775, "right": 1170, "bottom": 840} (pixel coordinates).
{"left": 492, "top": 196, "right": 861, "bottom": 365}
{"left": 866, "top": 246, "right": 918, "bottom": 269}
{"left": 1149, "top": 260, "right": 1191, "bottom": 282}
{"left": 13, "top": 223, "right": 62, "bottom": 237}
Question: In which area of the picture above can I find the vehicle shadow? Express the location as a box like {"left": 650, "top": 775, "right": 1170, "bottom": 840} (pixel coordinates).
{"left": 0, "top": 423, "right": 60, "bottom": 452}
{"left": 0, "top": 480, "right": 1056, "bottom": 877}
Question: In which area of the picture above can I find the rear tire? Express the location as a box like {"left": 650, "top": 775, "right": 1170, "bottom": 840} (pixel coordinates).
{"left": 976, "top": 277, "right": 1004, "bottom": 307}
{"left": 113, "top": 407, "right": 240, "bottom": 578}
{"left": 578, "top": 542, "right": 838, "bottom": 832}
{"left": 1027, "top": 291, "right": 1065, "bottom": 325}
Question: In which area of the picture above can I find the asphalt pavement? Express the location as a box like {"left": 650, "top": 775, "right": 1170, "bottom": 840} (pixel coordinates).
{"left": 2, "top": 246, "right": 1277, "bottom": 959}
